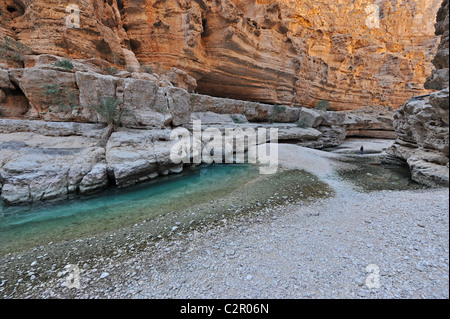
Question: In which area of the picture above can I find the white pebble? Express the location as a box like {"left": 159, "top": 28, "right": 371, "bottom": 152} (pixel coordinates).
{"left": 100, "top": 272, "right": 110, "bottom": 279}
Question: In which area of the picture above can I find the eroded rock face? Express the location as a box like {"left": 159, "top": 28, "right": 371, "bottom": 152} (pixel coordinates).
{"left": 341, "top": 106, "right": 398, "bottom": 139}
{"left": 113, "top": 0, "right": 442, "bottom": 109}
{"left": 0, "top": 68, "right": 30, "bottom": 117}
{"left": 167, "top": 68, "right": 198, "bottom": 93}
{"left": 425, "top": 0, "right": 449, "bottom": 90}
{"left": 106, "top": 129, "right": 183, "bottom": 188}
{"left": 0, "top": 0, "right": 127, "bottom": 65}
{"left": 0, "top": 120, "right": 108, "bottom": 204}
{"left": 388, "top": 0, "right": 449, "bottom": 187}
{"left": 0, "top": 0, "right": 442, "bottom": 110}
{"left": 0, "top": 69, "right": 13, "bottom": 90}
{"left": 9, "top": 67, "right": 79, "bottom": 117}
{"left": 0, "top": 120, "right": 186, "bottom": 204}
{"left": 388, "top": 90, "right": 449, "bottom": 186}
{"left": 0, "top": 60, "right": 194, "bottom": 127}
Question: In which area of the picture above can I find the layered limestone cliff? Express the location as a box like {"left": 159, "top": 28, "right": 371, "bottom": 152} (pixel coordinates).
{"left": 0, "top": 0, "right": 445, "bottom": 204}
{"left": 0, "top": 0, "right": 442, "bottom": 110}
{"left": 387, "top": 0, "right": 449, "bottom": 187}
{"left": 0, "top": 49, "right": 398, "bottom": 204}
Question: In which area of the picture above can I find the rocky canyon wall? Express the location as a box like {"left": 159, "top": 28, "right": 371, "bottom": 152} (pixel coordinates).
{"left": 388, "top": 0, "right": 449, "bottom": 187}
{"left": 0, "top": 0, "right": 442, "bottom": 110}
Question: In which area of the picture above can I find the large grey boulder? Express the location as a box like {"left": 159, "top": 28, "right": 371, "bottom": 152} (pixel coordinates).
{"left": 297, "top": 108, "right": 323, "bottom": 128}
{"left": 167, "top": 67, "right": 198, "bottom": 93}
{"left": 105, "top": 129, "right": 183, "bottom": 188}
{"left": 0, "top": 121, "right": 109, "bottom": 204}
{"left": 76, "top": 72, "right": 180, "bottom": 128}
{"left": 318, "top": 126, "right": 347, "bottom": 148}
{"left": 76, "top": 71, "right": 120, "bottom": 108}
{"left": 393, "top": 98, "right": 449, "bottom": 157}
{"left": 9, "top": 67, "right": 79, "bottom": 119}
{"left": 0, "top": 69, "right": 14, "bottom": 90}
{"left": 165, "top": 87, "right": 192, "bottom": 126}
{"left": 277, "top": 127, "right": 322, "bottom": 141}
{"left": 75, "top": 71, "right": 121, "bottom": 123}
{"left": 320, "top": 111, "right": 346, "bottom": 126}
{"left": 429, "top": 88, "right": 449, "bottom": 125}
{"left": 388, "top": 93, "right": 449, "bottom": 187}
{"left": 120, "top": 79, "right": 172, "bottom": 129}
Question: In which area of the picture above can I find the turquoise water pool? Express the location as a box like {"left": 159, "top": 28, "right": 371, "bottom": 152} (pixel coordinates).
{"left": 0, "top": 164, "right": 262, "bottom": 254}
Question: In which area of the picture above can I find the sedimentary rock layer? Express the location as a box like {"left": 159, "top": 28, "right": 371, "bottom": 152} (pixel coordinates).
{"left": 1, "top": 54, "right": 396, "bottom": 138}
{"left": 0, "top": 0, "right": 442, "bottom": 110}
{"left": 388, "top": 0, "right": 449, "bottom": 187}
{"left": 388, "top": 90, "right": 449, "bottom": 186}
{"left": 0, "top": 98, "right": 396, "bottom": 204}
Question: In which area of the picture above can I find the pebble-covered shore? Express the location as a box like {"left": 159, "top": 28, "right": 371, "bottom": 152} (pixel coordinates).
{"left": 1, "top": 142, "right": 448, "bottom": 299}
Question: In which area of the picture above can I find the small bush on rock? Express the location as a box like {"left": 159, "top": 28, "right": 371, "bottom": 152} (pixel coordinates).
{"left": 315, "top": 99, "right": 330, "bottom": 111}
{"left": 295, "top": 118, "right": 310, "bottom": 129}
{"left": 53, "top": 59, "right": 74, "bottom": 70}
{"left": 89, "top": 97, "right": 123, "bottom": 146}
{"left": 273, "top": 104, "right": 287, "bottom": 114}
{"left": 44, "top": 83, "right": 78, "bottom": 118}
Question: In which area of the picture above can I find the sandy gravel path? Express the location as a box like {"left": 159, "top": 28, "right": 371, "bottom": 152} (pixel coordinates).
{"left": 3, "top": 142, "right": 449, "bottom": 299}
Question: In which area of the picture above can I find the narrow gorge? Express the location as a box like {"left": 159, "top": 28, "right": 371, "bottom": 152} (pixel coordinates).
{"left": 0, "top": 0, "right": 448, "bottom": 300}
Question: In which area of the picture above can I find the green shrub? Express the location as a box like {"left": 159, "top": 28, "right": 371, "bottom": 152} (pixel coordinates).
{"left": 54, "top": 59, "right": 74, "bottom": 70}
{"left": 269, "top": 104, "right": 287, "bottom": 123}
{"left": 268, "top": 104, "right": 286, "bottom": 124}
{"left": 89, "top": 97, "right": 125, "bottom": 146}
{"left": 44, "top": 84, "right": 78, "bottom": 117}
{"left": 105, "top": 66, "right": 119, "bottom": 76}
{"left": 231, "top": 115, "right": 246, "bottom": 124}
{"left": 89, "top": 97, "right": 122, "bottom": 125}
{"left": 295, "top": 118, "right": 310, "bottom": 129}
{"left": 315, "top": 99, "right": 330, "bottom": 111}
{"left": 273, "top": 104, "right": 286, "bottom": 114}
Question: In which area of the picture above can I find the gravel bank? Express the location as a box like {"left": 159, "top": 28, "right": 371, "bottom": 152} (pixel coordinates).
{"left": 1, "top": 143, "right": 448, "bottom": 299}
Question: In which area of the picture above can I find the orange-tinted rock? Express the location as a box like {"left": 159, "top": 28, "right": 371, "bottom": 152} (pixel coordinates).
{"left": 167, "top": 68, "right": 198, "bottom": 93}
{"left": 425, "top": 0, "right": 449, "bottom": 90}
{"left": 0, "top": 0, "right": 127, "bottom": 64}
{"left": 0, "top": 0, "right": 443, "bottom": 110}
{"left": 124, "top": 0, "right": 442, "bottom": 110}
{"left": 388, "top": 0, "right": 449, "bottom": 187}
